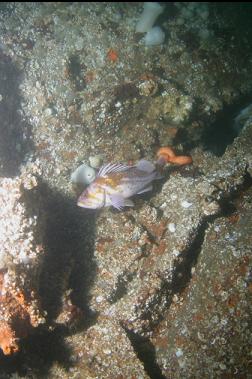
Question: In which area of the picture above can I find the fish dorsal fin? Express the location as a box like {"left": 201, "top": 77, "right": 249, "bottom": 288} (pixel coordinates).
{"left": 136, "top": 159, "right": 155, "bottom": 173}
{"left": 98, "top": 162, "right": 130, "bottom": 177}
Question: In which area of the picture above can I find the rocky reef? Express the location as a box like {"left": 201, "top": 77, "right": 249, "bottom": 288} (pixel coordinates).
{"left": 0, "top": 165, "right": 46, "bottom": 355}
{"left": 0, "top": 3, "right": 252, "bottom": 378}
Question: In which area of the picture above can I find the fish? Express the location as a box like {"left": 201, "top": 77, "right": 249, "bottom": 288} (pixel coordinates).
{"left": 77, "top": 159, "right": 161, "bottom": 210}
{"left": 77, "top": 146, "right": 193, "bottom": 211}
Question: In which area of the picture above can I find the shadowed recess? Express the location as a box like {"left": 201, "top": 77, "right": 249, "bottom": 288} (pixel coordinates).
{"left": 39, "top": 183, "right": 97, "bottom": 322}
{"left": 123, "top": 327, "right": 166, "bottom": 379}
{"left": 0, "top": 325, "right": 72, "bottom": 378}
{"left": 201, "top": 94, "right": 252, "bottom": 156}
{"left": 0, "top": 49, "right": 33, "bottom": 177}
{"left": 0, "top": 182, "right": 97, "bottom": 377}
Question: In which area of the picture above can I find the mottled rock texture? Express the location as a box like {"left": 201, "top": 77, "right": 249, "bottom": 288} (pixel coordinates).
{"left": 0, "top": 3, "right": 252, "bottom": 378}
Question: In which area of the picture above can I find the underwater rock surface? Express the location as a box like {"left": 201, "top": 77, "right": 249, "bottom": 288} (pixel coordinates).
{"left": 152, "top": 185, "right": 252, "bottom": 378}
{"left": 0, "top": 2, "right": 252, "bottom": 378}
{"left": 0, "top": 165, "right": 46, "bottom": 356}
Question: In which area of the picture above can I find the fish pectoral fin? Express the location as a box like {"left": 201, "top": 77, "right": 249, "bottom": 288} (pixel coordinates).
{"left": 109, "top": 194, "right": 134, "bottom": 210}
{"left": 101, "top": 188, "right": 106, "bottom": 207}
{"left": 124, "top": 199, "right": 134, "bottom": 207}
{"left": 137, "top": 184, "right": 153, "bottom": 194}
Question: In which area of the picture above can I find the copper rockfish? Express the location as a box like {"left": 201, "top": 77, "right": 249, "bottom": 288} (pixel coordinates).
{"left": 77, "top": 159, "right": 162, "bottom": 210}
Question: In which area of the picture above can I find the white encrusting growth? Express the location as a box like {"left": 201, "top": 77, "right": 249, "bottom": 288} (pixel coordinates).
{"left": 144, "top": 26, "right": 165, "bottom": 46}
{"left": 71, "top": 163, "right": 96, "bottom": 185}
{"left": 136, "top": 2, "right": 164, "bottom": 33}
{"left": 135, "top": 2, "right": 165, "bottom": 46}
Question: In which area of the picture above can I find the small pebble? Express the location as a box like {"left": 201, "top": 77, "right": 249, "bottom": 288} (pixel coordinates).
{"left": 44, "top": 107, "right": 53, "bottom": 117}
{"left": 181, "top": 200, "right": 193, "bottom": 208}
{"left": 96, "top": 295, "right": 104, "bottom": 303}
{"left": 168, "top": 223, "right": 176, "bottom": 233}
{"left": 176, "top": 348, "right": 183, "bottom": 358}
{"left": 103, "top": 349, "right": 111, "bottom": 355}
{"left": 89, "top": 155, "right": 102, "bottom": 169}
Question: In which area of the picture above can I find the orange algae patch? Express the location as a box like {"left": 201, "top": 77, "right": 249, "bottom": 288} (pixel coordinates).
{"left": 157, "top": 146, "right": 193, "bottom": 165}
{"left": 168, "top": 155, "right": 193, "bottom": 165}
{"left": 0, "top": 323, "right": 18, "bottom": 355}
{"left": 0, "top": 290, "right": 31, "bottom": 355}
{"left": 157, "top": 146, "right": 176, "bottom": 159}
{"left": 0, "top": 281, "right": 40, "bottom": 355}
{"left": 107, "top": 48, "right": 119, "bottom": 63}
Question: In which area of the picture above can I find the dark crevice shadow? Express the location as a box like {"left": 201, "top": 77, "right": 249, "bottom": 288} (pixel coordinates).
{"left": 200, "top": 94, "right": 252, "bottom": 156}
{"left": 0, "top": 325, "right": 72, "bottom": 379}
{"left": 39, "top": 183, "right": 97, "bottom": 323}
{"left": 123, "top": 327, "right": 166, "bottom": 379}
{"left": 0, "top": 49, "right": 34, "bottom": 177}
{"left": 0, "top": 181, "right": 97, "bottom": 377}
{"left": 171, "top": 93, "right": 252, "bottom": 156}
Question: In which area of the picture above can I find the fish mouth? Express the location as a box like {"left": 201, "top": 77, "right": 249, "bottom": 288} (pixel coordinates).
{"left": 77, "top": 200, "right": 89, "bottom": 208}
